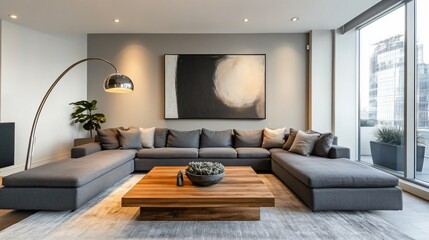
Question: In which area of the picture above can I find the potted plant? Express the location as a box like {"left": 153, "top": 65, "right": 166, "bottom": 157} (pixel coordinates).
{"left": 370, "top": 126, "right": 425, "bottom": 171}
{"left": 70, "top": 100, "right": 106, "bottom": 146}
{"left": 185, "top": 161, "right": 225, "bottom": 186}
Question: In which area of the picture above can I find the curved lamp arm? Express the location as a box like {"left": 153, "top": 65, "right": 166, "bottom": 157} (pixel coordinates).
{"left": 25, "top": 57, "right": 133, "bottom": 170}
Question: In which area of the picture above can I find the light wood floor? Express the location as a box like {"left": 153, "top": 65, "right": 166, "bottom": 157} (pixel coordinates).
{"left": 1, "top": 175, "right": 429, "bottom": 239}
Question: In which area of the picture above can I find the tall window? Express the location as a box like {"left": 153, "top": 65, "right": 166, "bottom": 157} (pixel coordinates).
{"left": 416, "top": 0, "right": 429, "bottom": 182}
{"left": 359, "top": 6, "right": 405, "bottom": 176}
{"left": 358, "top": 1, "right": 429, "bottom": 184}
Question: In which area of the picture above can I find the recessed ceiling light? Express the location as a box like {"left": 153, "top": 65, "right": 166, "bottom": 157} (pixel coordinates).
{"left": 9, "top": 14, "right": 18, "bottom": 19}
{"left": 291, "top": 17, "right": 299, "bottom": 22}
{"left": 243, "top": 18, "right": 249, "bottom": 23}
{"left": 113, "top": 19, "right": 120, "bottom": 23}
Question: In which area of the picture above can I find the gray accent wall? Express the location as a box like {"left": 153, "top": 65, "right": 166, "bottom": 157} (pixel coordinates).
{"left": 88, "top": 34, "right": 308, "bottom": 131}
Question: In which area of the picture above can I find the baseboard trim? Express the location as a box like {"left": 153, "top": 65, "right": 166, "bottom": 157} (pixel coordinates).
{"left": 0, "top": 153, "right": 70, "bottom": 176}
{"left": 399, "top": 179, "right": 429, "bottom": 201}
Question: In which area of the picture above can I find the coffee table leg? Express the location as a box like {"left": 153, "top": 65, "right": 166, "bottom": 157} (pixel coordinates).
{"left": 139, "top": 207, "right": 260, "bottom": 221}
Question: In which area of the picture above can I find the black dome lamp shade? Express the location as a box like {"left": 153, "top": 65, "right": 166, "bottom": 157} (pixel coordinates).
{"left": 24, "top": 58, "right": 134, "bottom": 170}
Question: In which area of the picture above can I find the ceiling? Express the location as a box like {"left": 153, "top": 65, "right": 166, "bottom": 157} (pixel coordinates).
{"left": 0, "top": 0, "right": 380, "bottom": 34}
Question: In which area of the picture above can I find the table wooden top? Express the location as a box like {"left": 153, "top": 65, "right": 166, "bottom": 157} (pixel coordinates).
{"left": 122, "top": 166, "right": 275, "bottom": 208}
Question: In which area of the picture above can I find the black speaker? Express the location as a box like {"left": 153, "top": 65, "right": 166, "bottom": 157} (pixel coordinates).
{"left": 0, "top": 122, "right": 15, "bottom": 168}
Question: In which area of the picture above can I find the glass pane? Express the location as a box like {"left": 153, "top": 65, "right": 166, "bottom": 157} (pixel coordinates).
{"left": 416, "top": 0, "right": 429, "bottom": 182}
{"left": 359, "top": 6, "right": 405, "bottom": 176}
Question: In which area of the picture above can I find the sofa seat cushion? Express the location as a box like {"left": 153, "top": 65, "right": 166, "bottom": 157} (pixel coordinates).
{"left": 136, "top": 148, "right": 198, "bottom": 159}
{"left": 3, "top": 150, "right": 136, "bottom": 188}
{"left": 199, "top": 148, "right": 237, "bottom": 158}
{"left": 235, "top": 147, "right": 270, "bottom": 158}
{"left": 270, "top": 149, "right": 398, "bottom": 188}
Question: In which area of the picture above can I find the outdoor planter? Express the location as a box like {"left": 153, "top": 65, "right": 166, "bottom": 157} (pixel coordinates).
{"left": 370, "top": 141, "right": 425, "bottom": 172}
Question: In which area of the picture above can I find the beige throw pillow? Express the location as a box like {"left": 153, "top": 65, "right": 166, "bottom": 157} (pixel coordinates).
{"left": 262, "top": 127, "right": 286, "bottom": 149}
{"left": 289, "top": 130, "right": 320, "bottom": 156}
{"left": 140, "top": 127, "right": 156, "bottom": 148}
{"left": 283, "top": 128, "right": 298, "bottom": 150}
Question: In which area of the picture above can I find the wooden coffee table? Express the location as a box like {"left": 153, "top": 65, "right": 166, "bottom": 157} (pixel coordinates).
{"left": 121, "top": 166, "right": 275, "bottom": 221}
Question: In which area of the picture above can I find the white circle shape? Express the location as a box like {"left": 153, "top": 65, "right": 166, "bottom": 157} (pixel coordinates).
{"left": 213, "top": 56, "right": 264, "bottom": 109}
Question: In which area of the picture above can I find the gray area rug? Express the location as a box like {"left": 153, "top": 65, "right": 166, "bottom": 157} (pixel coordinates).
{"left": 0, "top": 173, "right": 412, "bottom": 240}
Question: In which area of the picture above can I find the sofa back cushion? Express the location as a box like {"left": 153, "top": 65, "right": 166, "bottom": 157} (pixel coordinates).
{"left": 167, "top": 129, "right": 200, "bottom": 148}
{"left": 96, "top": 127, "right": 123, "bottom": 150}
{"left": 233, "top": 129, "right": 263, "bottom": 148}
{"left": 200, "top": 128, "right": 233, "bottom": 148}
{"left": 117, "top": 128, "right": 142, "bottom": 150}
{"left": 154, "top": 128, "right": 168, "bottom": 148}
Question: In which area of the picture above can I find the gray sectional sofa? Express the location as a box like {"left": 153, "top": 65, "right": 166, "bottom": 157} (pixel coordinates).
{"left": 0, "top": 127, "right": 403, "bottom": 211}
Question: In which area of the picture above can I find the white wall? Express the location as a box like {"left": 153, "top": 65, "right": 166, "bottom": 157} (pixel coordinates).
{"left": 0, "top": 20, "right": 87, "bottom": 176}
{"left": 333, "top": 29, "right": 358, "bottom": 159}
{"left": 309, "top": 30, "right": 333, "bottom": 133}
{"left": 87, "top": 34, "right": 308, "bottom": 131}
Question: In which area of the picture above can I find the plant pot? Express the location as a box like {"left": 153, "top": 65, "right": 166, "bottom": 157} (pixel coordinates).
{"left": 185, "top": 171, "right": 224, "bottom": 186}
{"left": 370, "top": 141, "right": 425, "bottom": 171}
{"left": 74, "top": 137, "right": 95, "bottom": 147}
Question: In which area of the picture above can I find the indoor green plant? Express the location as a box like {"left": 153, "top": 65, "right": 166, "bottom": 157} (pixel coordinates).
{"left": 370, "top": 126, "right": 425, "bottom": 171}
{"left": 185, "top": 162, "right": 225, "bottom": 186}
{"left": 70, "top": 100, "right": 106, "bottom": 140}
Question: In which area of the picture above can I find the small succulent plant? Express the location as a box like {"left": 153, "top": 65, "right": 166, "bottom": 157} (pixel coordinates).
{"left": 186, "top": 162, "right": 225, "bottom": 175}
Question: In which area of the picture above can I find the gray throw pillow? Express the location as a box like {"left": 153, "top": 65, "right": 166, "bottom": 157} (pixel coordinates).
{"left": 96, "top": 128, "right": 121, "bottom": 150}
{"left": 233, "top": 129, "right": 263, "bottom": 148}
{"left": 289, "top": 130, "right": 320, "bottom": 156}
{"left": 154, "top": 128, "right": 168, "bottom": 148}
{"left": 167, "top": 129, "right": 200, "bottom": 148}
{"left": 262, "top": 127, "right": 286, "bottom": 149}
{"left": 312, "top": 132, "right": 335, "bottom": 157}
{"left": 117, "top": 128, "right": 142, "bottom": 149}
{"left": 283, "top": 128, "right": 298, "bottom": 150}
{"left": 200, "top": 128, "right": 233, "bottom": 148}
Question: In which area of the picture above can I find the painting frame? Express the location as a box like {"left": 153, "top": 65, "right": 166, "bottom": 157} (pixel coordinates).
{"left": 164, "top": 54, "right": 266, "bottom": 120}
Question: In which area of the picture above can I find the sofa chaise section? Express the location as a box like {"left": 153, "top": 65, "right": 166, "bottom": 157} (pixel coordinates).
{"left": 0, "top": 149, "right": 136, "bottom": 210}
{"left": 270, "top": 149, "right": 403, "bottom": 211}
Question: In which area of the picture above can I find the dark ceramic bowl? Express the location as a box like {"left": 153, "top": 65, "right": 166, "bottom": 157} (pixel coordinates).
{"left": 185, "top": 171, "right": 224, "bottom": 186}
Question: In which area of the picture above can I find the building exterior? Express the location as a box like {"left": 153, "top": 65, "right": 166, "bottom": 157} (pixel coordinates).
{"left": 368, "top": 35, "right": 429, "bottom": 128}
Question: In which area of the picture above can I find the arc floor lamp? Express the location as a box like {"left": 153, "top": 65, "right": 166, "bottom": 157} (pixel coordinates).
{"left": 24, "top": 57, "right": 134, "bottom": 170}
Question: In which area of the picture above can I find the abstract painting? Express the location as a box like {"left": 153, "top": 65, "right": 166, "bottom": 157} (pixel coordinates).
{"left": 165, "top": 54, "right": 266, "bottom": 119}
